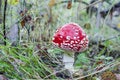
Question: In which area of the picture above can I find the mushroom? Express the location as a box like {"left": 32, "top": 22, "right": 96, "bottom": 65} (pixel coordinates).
{"left": 52, "top": 22, "right": 89, "bottom": 73}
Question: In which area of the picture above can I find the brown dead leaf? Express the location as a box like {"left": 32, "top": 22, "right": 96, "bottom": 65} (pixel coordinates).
{"left": 67, "top": 1, "right": 72, "bottom": 9}
{"left": 48, "top": 0, "right": 55, "bottom": 7}
{"left": 101, "top": 71, "right": 117, "bottom": 80}
{"left": 20, "top": 20, "right": 25, "bottom": 27}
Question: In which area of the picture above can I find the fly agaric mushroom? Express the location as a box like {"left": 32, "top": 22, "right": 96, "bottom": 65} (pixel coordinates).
{"left": 52, "top": 22, "right": 89, "bottom": 72}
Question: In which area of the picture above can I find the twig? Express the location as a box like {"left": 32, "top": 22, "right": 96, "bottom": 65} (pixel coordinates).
{"left": 75, "top": 61, "right": 120, "bottom": 79}
{"left": 0, "top": 0, "right": 2, "bottom": 23}
{"left": 43, "top": 68, "right": 68, "bottom": 79}
{"left": 96, "top": 1, "right": 103, "bottom": 28}
{"left": 106, "top": 22, "right": 120, "bottom": 32}
{"left": 90, "top": 34, "right": 120, "bottom": 45}
{"left": 77, "top": 0, "right": 103, "bottom": 11}
{"left": 54, "top": 0, "right": 91, "bottom": 7}
{"left": 3, "top": 0, "right": 7, "bottom": 45}
{"left": 101, "top": 34, "right": 120, "bottom": 42}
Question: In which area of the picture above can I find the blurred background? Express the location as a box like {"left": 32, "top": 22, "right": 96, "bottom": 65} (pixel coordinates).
{"left": 0, "top": 0, "right": 120, "bottom": 80}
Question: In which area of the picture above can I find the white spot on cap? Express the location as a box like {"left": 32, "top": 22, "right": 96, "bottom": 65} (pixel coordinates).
{"left": 72, "top": 27, "right": 75, "bottom": 29}
{"left": 70, "top": 40, "right": 74, "bottom": 44}
{"left": 74, "top": 37, "right": 77, "bottom": 39}
{"left": 82, "top": 37, "right": 86, "bottom": 41}
{"left": 63, "top": 43, "right": 68, "bottom": 46}
{"left": 77, "top": 36, "right": 79, "bottom": 39}
{"left": 80, "top": 40, "right": 84, "bottom": 44}
{"left": 52, "top": 37, "right": 55, "bottom": 40}
{"left": 65, "top": 41, "right": 69, "bottom": 43}
{"left": 70, "top": 45, "right": 73, "bottom": 48}
{"left": 73, "top": 44, "right": 76, "bottom": 47}
{"left": 67, "top": 43, "right": 70, "bottom": 46}
{"left": 66, "top": 36, "right": 70, "bottom": 40}
{"left": 75, "top": 41, "right": 78, "bottom": 43}
{"left": 75, "top": 30, "right": 79, "bottom": 32}
{"left": 75, "top": 33, "right": 78, "bottom": 35}
{"left": 82, "top": 33, "right": 86, "bottom": 36}
{"left": 77, "top": 40, "right": 80, "bottom": 42}
{"left": 79, "top": 44, "right": 83, "bottom": 47}
{"left": 60, "top": 35, "right": 63, "bottom": 38}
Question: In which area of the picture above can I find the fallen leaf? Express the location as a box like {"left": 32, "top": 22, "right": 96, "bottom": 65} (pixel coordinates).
{"left": 20, "top": 20, "right": 25, "bottom": 27}
{"left": 67, "top": 1, "right": 72, "bottom": 9}
{"left": 101, "top": 71, "right": 117, "bottom": 80}
{"left": 48, "top": 0, "right": 55, "bottom": 7}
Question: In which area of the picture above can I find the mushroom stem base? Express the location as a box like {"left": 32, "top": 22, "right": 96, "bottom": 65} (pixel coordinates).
{"left": 63, "top": 53, "right": 75, "bottom": 73}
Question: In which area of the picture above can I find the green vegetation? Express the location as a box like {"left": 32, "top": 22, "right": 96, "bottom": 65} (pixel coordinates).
{"left": 0, "top": 0, "right": 120, "bottom": 79}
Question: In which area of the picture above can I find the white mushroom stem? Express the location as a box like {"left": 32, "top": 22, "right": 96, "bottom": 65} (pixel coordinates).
{"left": 63, "top": 53, "right": 75, "bottom": 73}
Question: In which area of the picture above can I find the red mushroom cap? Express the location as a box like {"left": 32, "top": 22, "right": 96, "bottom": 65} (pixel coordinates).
{"left": 52, "top": 22, "right": 89, "bottom": 52}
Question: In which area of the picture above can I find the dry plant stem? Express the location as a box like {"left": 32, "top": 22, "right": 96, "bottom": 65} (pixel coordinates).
{"left": 0, "top": 0, "right": 2, "bottom": 23}
{"left": 54, "top": 0, "right": 89, "bottom": 6}
{"left": 96, "top": 1, "right": 103, "bottom": 28}
{"left": 101, "top": 34, "right": 120, "bottom": 42}
{"left": 6, "top": 57, "right": 22, "bottom": 77}
{"left": 3, "top": 0, "right": 7, "bottom": 45}
{"left": 106, "top": 20, "right": 120, "bottom": 32}
{"left": 54, "top": 0, "right": 102, "bottom": 10}
{"left": 75, "top": 61, "right": 120, "bottom": 79}
{"left": 80, "top": 0, "right": 103, "bottom": 11}
{"left": 77, "top": 2, "right": 81, "bottom": 20}
{"left": 102, "top": 1, "right": 120, "bottom": 32}
{"left": 44, "top": 68, "right": 68, "bottom": 79}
